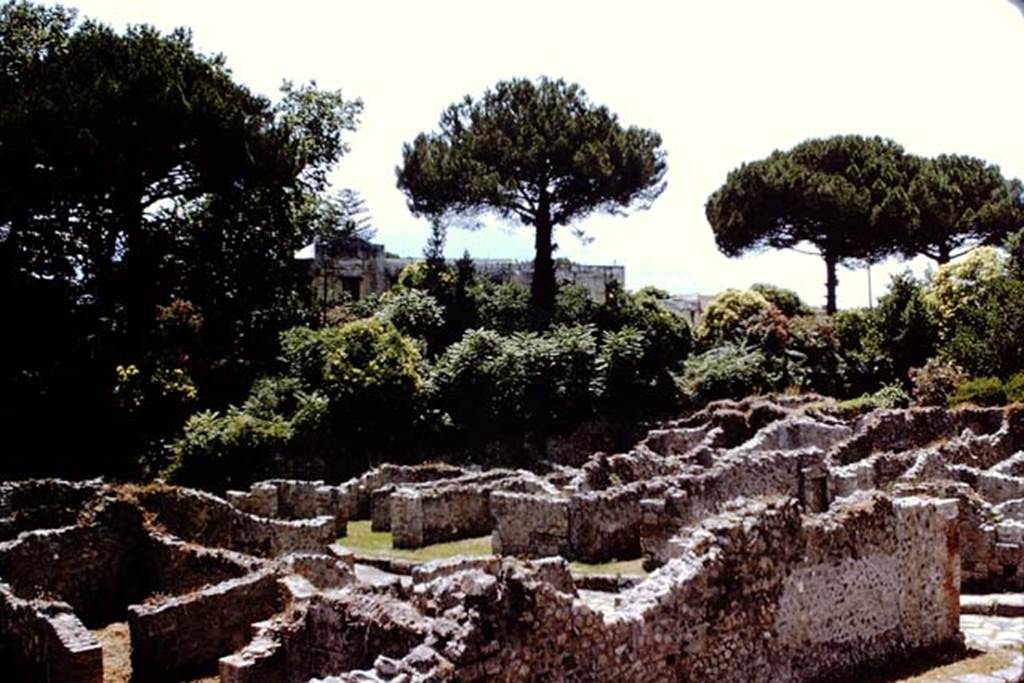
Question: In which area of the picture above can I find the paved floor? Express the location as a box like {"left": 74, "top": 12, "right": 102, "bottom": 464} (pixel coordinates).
{"left": 962, "top": 614, "right": 1024, "bottom": 653}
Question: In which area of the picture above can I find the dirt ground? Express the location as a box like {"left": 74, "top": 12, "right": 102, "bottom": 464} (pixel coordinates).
{"left": 93, "top": 622, "right": 218, "bottom": 683}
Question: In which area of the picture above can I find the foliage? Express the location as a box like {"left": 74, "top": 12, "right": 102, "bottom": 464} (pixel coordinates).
{"left": 554, "top": 283, "right": 598, "bottom": 327}
{"left": 1006, "top": 373, "right": 1024, "bottom": 404}
{"left": 397, "top": 76, "right": 666, "bottom": 324}
{"left": 867, "top": 271, "right": 937, "bottom": 383}
{"left": 695, "top": 289, "right": 786, "bottom": 352}
{"left": 750, "top": 283, "right": 811, "bottom": 317}
{"left": 597, "top": 281, "right": 692, "bottom": 370}
{"left": 925, "top": 248, "right": 1024, "bottom": 377}
{"left": 909, "top": 359, "right": 969, "bottom": 407}
{"left": 472, "top": 281, "right": 533, "bottom": 333}
{"left": 837, "top": 384, "right": 911, "bottom": 415}
{"left": 677, "top": 343, "right": 774, "bottom": 404}
{"left": 0, "top": 2, "right": 363, "bottom": 476}
{"left": 168, "top": 376, "right": 330, "bottom": 488}
{"left": 705, "top": 135, "right": 918, "bottom": 313}
{"left": 903, "top": 154, "right": 1024, "bottom": 263}
{"left": 429, "top": 325, "right": 599, "bottom": 434}
{"left": 376, "top": 289, "right": 445, "bottom": 341}
{"left": 949, "top": 377, "right": 1007, "bottom": 407}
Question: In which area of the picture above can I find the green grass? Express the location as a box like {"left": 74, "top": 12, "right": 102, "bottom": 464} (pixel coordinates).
{"left": 339, "top": 521, "right": 648, "bottom": 577}
{"left": 339, "top": 520, "right": 493, "bottom": 562}
{"left": 569, "top": 557, "right": 647, "bottom": 577}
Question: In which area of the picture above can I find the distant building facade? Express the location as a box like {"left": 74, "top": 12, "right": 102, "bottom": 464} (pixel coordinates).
{"left": 658, "top": 293, "right": 719, "bottom": 328}
{"left": 296, "top": 237, "right": 625, "bottom": 305}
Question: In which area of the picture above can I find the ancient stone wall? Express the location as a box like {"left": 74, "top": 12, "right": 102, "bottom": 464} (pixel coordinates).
{"left": 0, "top": 501, "right": 151, "bottom": 627}
{"left": 136, "top": 487, "right": 337, "bottom": 557}
{"left": 128, "top": 569, "right": 284, "bottom": 682}
{"left": 292, "top": 493, "right": 960, "bottom": 682}
{"left": 0, "top": 479, "right": 102, "bottom": 543}
{"left": 0, "top": 582, "right": 102, "bottom": 683}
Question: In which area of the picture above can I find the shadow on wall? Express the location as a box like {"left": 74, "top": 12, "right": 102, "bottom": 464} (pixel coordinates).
{"left": 1010, "top": 0, "right": 1024, "bottom": 18}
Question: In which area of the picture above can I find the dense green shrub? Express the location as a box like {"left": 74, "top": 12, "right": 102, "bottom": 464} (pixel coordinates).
{"left": 949, "top": 377, "right": 1007, "bottom": 407}
{"left": 677, "top": 343, "right": 774, "bottom": 404}
{"left": 473, "top": 281, "right": 533, "bottom": 333}
{"left": 695, "top": 289, "right": 787, "bottom": 353}
{"left": 168, "top": 376, "right": 330, "bottom": 488}
{"left": 925, "top": 248, "right": 1024, "bottom": 378}
{"left": 836, "top": 384, "right": 911, "bottom": 415}
{"left": 554, "top": 283, "right": 599, "bottom": 326}
{"left": 869, "top": 272, "right": 937, "bottom": 382}
{"left": 750, "top": 283, "right": 811, "bottom": 317}
{"left": 375, "top": 289, "right": 445, "bottom": 341}
{"left": 909, "top": 359, "right": 968, "bottom": 407}
{"left": 430, "top": 325, "right": 598, "bottom": 433}
{"left": 1006, "top": 373, "right": 1024, "bottom": 404}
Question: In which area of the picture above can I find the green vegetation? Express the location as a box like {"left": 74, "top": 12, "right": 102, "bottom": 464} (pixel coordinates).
{"left": 397, "top": 76, "right": 666, "bottom": 326}
{"left": 339, "top": 521, "right": 492, "bottom": 562}
{"left": 706, "top": 136, "right": 1023, "bottom": 313}
{"left": 6, "top": 1, "right": 1024, "bottom": 487}
{"left": 568, "top": 558, "right": 647, "bottom": 577}
{"left": 338, "top": 521, "right": 646, "bottom": 576}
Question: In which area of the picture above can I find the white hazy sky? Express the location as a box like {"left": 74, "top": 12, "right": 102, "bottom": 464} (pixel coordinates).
{"left": 48, "top": 0, "right": 1024, "bottom": 309}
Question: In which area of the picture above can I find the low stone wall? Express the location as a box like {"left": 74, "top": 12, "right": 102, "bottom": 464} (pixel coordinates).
{"left": 490, "top": 492, "right": 570, "bottom": 557}
{"left": 343, "top": 464, "right": 468, "bottom": 519}
{"left": 0, "top": 582, "right": 101, "bottom": 683}
{"left": 145, "top": 532, "right": 259, "bottom": 596}
{"left": 390, "top": 486, "right": 492, "bottom": 549}
{"left": 0, "top": 501, "right": 151, "bottom": 627}
{"left": 220, "top": 591, "right": 431, "bottom": 683}
{"left": 226, "top": 479, "right": 348, "bottom": 537}
{"left": 0, "top": 479, "right": 102, "bottom": 543}
{"left": 128, "top": 568, "right": 285, "bottom": 682}
{"left": 137, "top": 487, "right": 337, "bottom": 557}
{"left": 976, "top": 470, "right": 1024, "bottom": 504}
{"left": 312, "top": 493, "right": 961, "bottom": 682}
{"left": 568, "top": 487, "right": 642, "bottom": 563}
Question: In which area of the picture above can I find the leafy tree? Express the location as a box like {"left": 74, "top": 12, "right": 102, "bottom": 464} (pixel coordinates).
{"left": 866, "top": 271, "right": 937, "bottom": 384}
{"left": 925, "top": 248, "right": 1024, "bottom": 377}
{"left": 397, "top": 77, "right": 666, "bottom": 326}
{"left": 0, "top": 3, "right": 363, "bottom": 475}
{"left": 706, "top": 135, "right": 916, "bottom": 313}
{"left": 903, "top": 154, "right": 1024, "bottom": 264}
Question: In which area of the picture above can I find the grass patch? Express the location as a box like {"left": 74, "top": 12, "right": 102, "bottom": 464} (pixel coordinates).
{"left": 339, "top": 520, "right": 492, "bottom": 562}
{"left": 339, "top": 521, "right": 648, "bottom": 577}
{"left": 570, "top": 558, "right": 647, "bottom": 576}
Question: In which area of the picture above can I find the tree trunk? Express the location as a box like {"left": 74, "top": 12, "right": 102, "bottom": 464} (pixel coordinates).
{"left": 936, "top": 242, "right": 951, "bottom": 265}
{"left": 824, "top": 252, "right": 838, "bottom": 315}
{"left": 531, "top": 209, "right": 556, "bottom": 329}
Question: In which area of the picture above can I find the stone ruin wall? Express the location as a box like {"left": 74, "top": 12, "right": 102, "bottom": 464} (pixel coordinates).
{"left": 6, "top": 398, "right": 1024, "bottom": 681}
{"left": 255, "top": 492, "right": 959, "bottom": 683}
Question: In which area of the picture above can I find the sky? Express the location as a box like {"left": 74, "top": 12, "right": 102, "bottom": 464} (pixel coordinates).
{"left": 46, "top": 0, "right": 1024, "bottom": 309}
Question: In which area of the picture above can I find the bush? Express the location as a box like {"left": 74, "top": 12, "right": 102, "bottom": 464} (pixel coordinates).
{"left": 472, "top": 281, "right": 532, "bottom": 333}
{"left": 869, "top": 271, "right": 937, "bottom": 382}
{"left": 677, "top": 343, "right": 775, "bottom": 404}
{"left": 168, "top": 376, "right": 331, "bottom": 488}
{"left": 949, "top": 377, "right": 1007, "bottom": 407}
{"left": 554, "top": 283, "right": 598, "bottom": 326}
{"left": 695, "top": 289, "right": 787, "bottom": 352}
{"left": 836, "top": 383, "right": 911, "bottom": 415}
{"left": 750, "top": 283, "right": 810, "bottom": 317}
{"left": 430, "top": 325, "right": 598, "bottom": 433}
{"left": 909, "top": 359, "right": 968, "bottom": 407}
{"left": 1006, "top": 373, "right": 1024, "bottom": 404}
{"left": 375, "top": 289, "right": 445, "bottom": 341}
